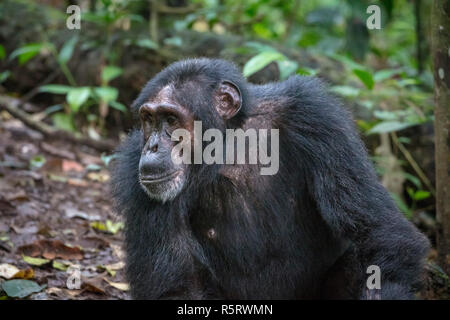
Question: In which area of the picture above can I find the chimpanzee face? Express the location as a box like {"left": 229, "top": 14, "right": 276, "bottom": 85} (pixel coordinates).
{"left": 137, "top": 81, "right": 242, "bottom": 203}
{"left": 138, "top": 86, "right": 192, "bottom": 202}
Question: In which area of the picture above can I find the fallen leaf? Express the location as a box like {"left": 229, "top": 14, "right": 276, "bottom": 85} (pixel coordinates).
{"left": 12, "top": 268, "right": 34, "bottom": 280}
{"left": 67, "top": 178, "right": 89, "bottom": 187}
{"left": 106, "top": 220, "right": 124, "bottom": 234}
{"left": 11, "top": 222, "right": 38, "bottom": 235}
{"left": 90, "top": 220, "right": 123, "bottom": 234}
{"left": 1, "top": 279, "right": 45, "bottom": 298}
{"left": 87, "top": 171, "right": 109, "bottom": 182}
{"left": 64, "top": 207, "right": 101, "bottom": 221}
{"left": 62, "top": 160, "right": 84, "bottom": 172}
{"left": 4, "top": 190, "right": 28, "bottom": 201}
{"left": 46, "top": 287, "right": 64, "bottom": 298}
{"left": 64, "top": 289, "right": 83, "bottom": 297}
{"left": 18, "top": 240, "right": 83, "bottom": 260}
{"left": 23, "top": 255, "right": 50, "bottom": 266}
{"left": 82, "top": 279, "right": 105, "bottom": 295}
{"left": 90, "top": 221, "right": 107, "bottom": 232}
{"left": 110, "top": 244, "right": 125, "bottom": 260}
{"left": 47, "top": 174, "right": 67, "bottom": 183}
{"left": 0, "top": 263, "right": 20, "bottom": 279}
{"left": 104, "top": 261, "right": 125, "bottom": 270}
{"left": 103, "top": 278, "right": 129, "bottom": 291}
{"left": 52, "top": 260, "right": 69, "bottom": 271}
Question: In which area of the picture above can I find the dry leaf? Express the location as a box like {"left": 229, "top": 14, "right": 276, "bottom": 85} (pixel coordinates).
{"left": 87, "top": 172, "right": 109, "bottom": 182}
{"left": 82, "top": 279, "right": 106, "bottom": 295}
{"left": 0, "top": 263, "right": 20, "bottom": 279}
{"left": 103, "top": 278, "right": 129, "bottom": 291}
{"left": 12, "top": 267, "right": 34, "bottom": 279}
{"left": 62, "top": 160, "right": 84, "bottom": 172}
{"left": 18, "top": 239, "right": 83, "bottom": 260}
{"left": 67, "top": 178, "right": 89, "bottom": 187}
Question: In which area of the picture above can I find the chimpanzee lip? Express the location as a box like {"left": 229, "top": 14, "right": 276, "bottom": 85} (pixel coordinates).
{"left": 140, "top": 170, "right": 180, "bottom": 184}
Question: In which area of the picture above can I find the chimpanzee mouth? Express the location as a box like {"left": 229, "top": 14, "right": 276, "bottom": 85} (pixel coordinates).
{"left": 140, "top": 171, "right": 181, "bottom": 184}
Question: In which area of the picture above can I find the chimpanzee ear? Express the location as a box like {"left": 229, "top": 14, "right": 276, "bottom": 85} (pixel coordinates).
{"left": 214, "top": 80, "right": 242, "bottom": 120}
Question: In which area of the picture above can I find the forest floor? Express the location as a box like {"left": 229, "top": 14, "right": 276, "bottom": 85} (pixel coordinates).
{"left": 0, "top": 112, "right": 449, "bottom": 300}
{"left": 0, "top": 113, "right": 128, "bottom": 300}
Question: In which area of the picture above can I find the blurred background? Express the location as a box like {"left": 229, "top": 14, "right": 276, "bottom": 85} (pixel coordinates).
{"left": 0, "top": 0, "right": 448, "bottom": 300}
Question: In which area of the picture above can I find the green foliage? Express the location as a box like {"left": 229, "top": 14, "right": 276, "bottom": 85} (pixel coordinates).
{"left": 10, "top": 42, "right": 52, "bottom": 65}
{"left": 101, "top": 66, "right": 123, "bottom": 84}
{"left": 29, "top": 155, "right": 46, "bottom": 169}
{"left": 353, "top": 69, "right": 374, "bottom": 90}
{"left": 58, "top": 36, "right": 78, "bottom": 64}
{"left": 51, "top": 113, "right": 76, "bottom": 132}
{"left": 243, "top": 51, "right": 286, "bottom": 77}
{"left": 0, "top": 44, "right": 6, "bottom": 59}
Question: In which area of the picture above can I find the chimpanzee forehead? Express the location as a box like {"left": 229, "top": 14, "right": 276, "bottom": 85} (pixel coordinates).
{"left": 145, "top": 85, "right": 176, "bottom": 105}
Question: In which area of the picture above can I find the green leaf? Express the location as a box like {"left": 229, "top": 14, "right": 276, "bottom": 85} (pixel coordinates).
{"left": 101, "top": 66, "right": 123, "bottom": 84}
{"left": 277, "top": 60, "right": 298, "bottom": 80}
{"left": 244, "top": 41, "right": 277, "bottom": 53}
{"left": 374, "top": 69, "right": 401, "bottom": 82}
{"left": 90, "top": 221, "right": 108, "bottom": 232}
{"left": 243, "top": 51, "right": 286, "bottom": 77}
{"left": 86, "top": 164, "right": 102, "bottom": 171}
{"left": 1, "top": 280, "right": 45, "bottom": 298}
{"left": 164, "top": 37, "right": 182, "bottom": 47}
{"left": 10, "top": 43, "right": 50, "bottom": 65}
{"left": 58, "top": 36, "right": 78, "bottom": 64}
{"left": 353, "top": 69, "right": 374, "bottom": 90}
{"left": 101, "top": 153, "right": 117, "bottom": 166}
{"left": 29, "top": 155, "right": 46, "bottom": 169}
{"left": 109, "top": 100, "right": 127, "bottom": 112}
{"left": 328, "top": 53, "right": 366, "bottom": 70}
{"left": 90, "top": 220, "right": 123, "bottom": 234}
{"left": 368, "top": 121, "right": 417, "bottom": 134}
{"left": 23, "top": 255, "right": 50, "bottom": 266}
{"left": 67, "top": 87, "right": 91, "bottom": 112}
{"left": 39, "top": 84, "right": 73, "bottom": 94}
{"left": 413, "top": 190, "right": 431, "bottom": 201}
{"left": 136, "top": 38, "right": 159, "bottom": 50}
{"left": 106, "top": 220, "right": 124, "bottom": 234}
{"left": 94, "top": 86, "right": 118, "bottom": 103}
{"left": 296, "top": 67, "right": 318, "bottom": 76}
{"left": 0, "top": 44, "right": 6, "bottom": 60}
{"left": 373, "top": 110, "right": 398, "bottom": 121}
{"left": 0, "top": 70, "right": 10, "bottom": 83}
{"left": 52, "top": 113, "right": 76, "bottom": 132}
{"left": 52, "top": 260, "right": 68, "bottom": 271}
{"left": 330, "top": 85, "right": 360, "bottom": 97}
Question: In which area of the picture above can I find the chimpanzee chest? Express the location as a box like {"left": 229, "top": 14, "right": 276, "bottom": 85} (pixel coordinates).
{"left": 188, "top": 200, "right": 346, "bottom": 299}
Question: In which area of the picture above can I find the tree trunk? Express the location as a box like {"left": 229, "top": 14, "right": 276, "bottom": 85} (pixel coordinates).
{"left": 431, "top": 0, "right": 450, "bottom": 274}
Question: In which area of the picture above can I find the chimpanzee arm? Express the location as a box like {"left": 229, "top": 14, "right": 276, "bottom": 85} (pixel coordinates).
{"left": 280, "top": 76, "right": 429, "bottom": 299}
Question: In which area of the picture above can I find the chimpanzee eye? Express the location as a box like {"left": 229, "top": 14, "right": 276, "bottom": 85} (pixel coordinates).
{"left": 167, "top": 115, "right": 178, "bottom": 126}
{"left": 146, "top": 114, "right": 154, "bottom": 124}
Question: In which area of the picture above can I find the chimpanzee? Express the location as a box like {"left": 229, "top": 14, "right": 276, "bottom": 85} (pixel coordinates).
{"left": 110, "top": 58, "right": 429, "bottom": 299}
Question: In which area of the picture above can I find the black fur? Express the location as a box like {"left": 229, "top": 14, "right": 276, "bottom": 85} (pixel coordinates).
{"left": 110, "top": 58, "right": 429, "bottom": 299}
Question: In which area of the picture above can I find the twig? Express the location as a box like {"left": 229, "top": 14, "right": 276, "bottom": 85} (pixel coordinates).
{"left": 150, "top": 0, "right": 159, "bottom": 44}
{"left": 0, "top": 94, "right": 116, "bottom": 152}
{"left": 391, "top": 132, "right": 436, "bottom": 196}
